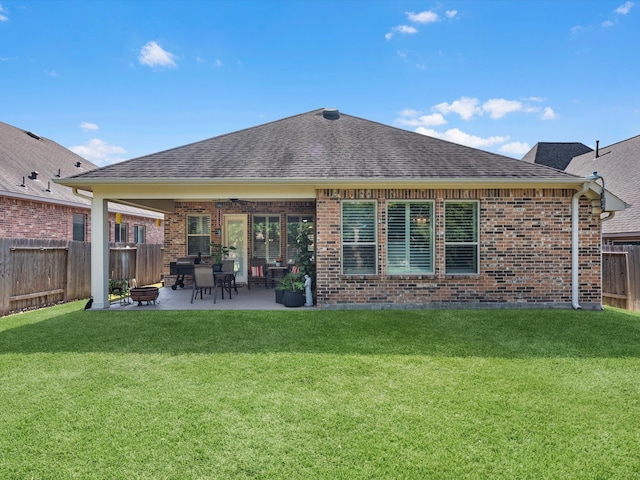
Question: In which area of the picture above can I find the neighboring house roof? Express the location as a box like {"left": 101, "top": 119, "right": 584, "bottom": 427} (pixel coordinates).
{"left": 64, "top": 109, "right": 581, "bottom": 184}
{"left": 565, "top": 135, "right": 640, "bottom": 238}
{"left": 522, "top": 142, "right": 593, "bottom": 170}
{"left": 0, "top": 120, "right": 96, "bottom": 206}
{"left": 0, "top": 120, "right": 161, "bottom": 219}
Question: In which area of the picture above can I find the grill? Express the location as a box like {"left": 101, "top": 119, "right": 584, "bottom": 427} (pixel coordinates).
{"left": 169, "top": 258, "right": 195, "bottom": 290}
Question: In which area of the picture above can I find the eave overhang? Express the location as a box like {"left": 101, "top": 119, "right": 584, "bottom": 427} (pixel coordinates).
{"left": 55, "top": 175, "right": 629, "bottom": 214}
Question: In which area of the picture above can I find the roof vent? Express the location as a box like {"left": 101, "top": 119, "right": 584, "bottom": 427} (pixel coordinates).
{"left": 29, "top": 171, "right": 39, "bottom": 180}
{"left": 322, "top": 108, "right": 340, "bottom": 120}
{"left": 26, "top": 131, "right": 41, "bottom": 140}
{"left": 75, "top": 161, "right": 82, "bottom": 168}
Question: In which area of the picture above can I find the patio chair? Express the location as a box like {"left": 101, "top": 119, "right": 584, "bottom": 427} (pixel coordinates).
{"left": 213, "top": 260, "right": 236, "bottom": 304}
{"left": 221, "top": 260, "right": 238, "bottom": 294}
{"left": 247, "top": 257, "right": 268, "bottom": 289}
{"left": 190, "top": 264, "right": 216, "bottom": 303}
{"left": 214, "top": 273, "right": 235, "bottom": 303}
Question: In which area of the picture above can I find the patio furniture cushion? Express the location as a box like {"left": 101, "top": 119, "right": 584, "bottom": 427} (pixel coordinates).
{"left": 248, "top": 258, "right": 268, "bottom": 289}
{"left": 251, "top": 266, "right": 264, "bottom": 277}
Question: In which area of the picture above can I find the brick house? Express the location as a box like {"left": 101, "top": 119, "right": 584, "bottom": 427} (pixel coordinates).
{"left": 57, "top": 109, "right": 628, "bottom": 310}
{"left": 1, "top": 120, "right": 163, "bottom": 243}
{"left": 524, "top": 136, "right": 640, "bottom": 244}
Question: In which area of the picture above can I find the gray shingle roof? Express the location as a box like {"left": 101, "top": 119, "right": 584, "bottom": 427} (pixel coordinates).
{"left": 66, "top": 109, "right": 579, "bottom": 182}
{"left": 522, "top": 142, "right": 593, "bottom": 170}
{"left": 565, "top": 135, "right": 640, "bottom": 236}
{"left": 0, "top": 120, "right": 161, "bottom": 217}
{"left": 0, "top": 120, "right": 96, "bottom": 205}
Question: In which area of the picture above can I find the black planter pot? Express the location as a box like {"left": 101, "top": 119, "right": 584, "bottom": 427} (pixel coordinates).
{"left": 275, "top": 289, "right": 284, "bottom": 304}
{"left": 282, "top": 290, "right": 304, "bottom": 308}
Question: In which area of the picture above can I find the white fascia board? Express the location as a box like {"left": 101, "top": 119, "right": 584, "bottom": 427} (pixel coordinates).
{"left": 57, "top": 175, "right": 589, "bottom": 192}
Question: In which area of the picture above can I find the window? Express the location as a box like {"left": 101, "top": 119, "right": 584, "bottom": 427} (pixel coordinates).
{"left": 114, "top": 223, "right": 128, "bottom": 243}
{"left": 72, "top": 213, "right": 86, "bottom": 241}
{"left": 387, "top": 202, "right": 433, "bottom": 274}
{"left": 134, "top": 225, "right": 146, "bottom": 244}
{"left": 342, "top": 201, "right": 377, "bottom": 274}
{"left": 444, "top": 201, "right": 479, "bottom": 274}
{"left": 252, "top": 215, "right": 280, "bottom": 262}
{"left": 187, "top": 215, "right": 211, "bottom": 256}
{"left": 287, "top": 215, "right": 314, "bottom": 264}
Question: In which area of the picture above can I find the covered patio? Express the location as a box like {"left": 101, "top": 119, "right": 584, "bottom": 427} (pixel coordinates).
{"left": 109, "top": 282, "right": 311, "bottom": 311}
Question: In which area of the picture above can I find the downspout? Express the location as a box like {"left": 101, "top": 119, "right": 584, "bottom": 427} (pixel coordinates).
{"left": 572, "top": 183, "right": 590, "bottom": 309}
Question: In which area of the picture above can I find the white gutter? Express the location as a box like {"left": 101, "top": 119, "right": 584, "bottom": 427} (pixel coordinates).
{"left": 572, "top": 183, "right": 591, "bottom": 309}
{"left": 72, "top": 187, "right": 93, "bottom": 201}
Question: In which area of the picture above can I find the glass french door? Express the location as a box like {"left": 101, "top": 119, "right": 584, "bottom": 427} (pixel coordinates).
{"left": 224, "top": 214, "right": 248, "bottom": 283}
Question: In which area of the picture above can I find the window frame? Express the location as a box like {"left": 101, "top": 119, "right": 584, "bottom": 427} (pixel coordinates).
{"left": 114, "top": 223, "right": 128, "bottom": 243}
{"left": 386, "top": 200, "right": 434, "bottom": 275}
{"left": 444, "top": 200, "right": 480, "bottom": 275}
{"left": 252, "top": 214, "right": 281, "bottom": 263}
{"left": 186, "top": 214, "right": 211, "bottom": 257}
{"left": 134, "top": 224, "right": 146, "bottom": 244}
{"left": 286, "top": 214, "right": 315, "bottom": 265}
{"left": 341, "top": 200, "right": 378, "bottom": 275}
{"left": 72, "top": 213, "right": 86, "bottom": 242}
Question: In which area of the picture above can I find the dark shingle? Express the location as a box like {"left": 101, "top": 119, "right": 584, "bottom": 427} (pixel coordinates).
{"left": 67, "top": 109, "right": 578, "bottom": 181}
{"left": 0, "top": 120, "right": 95, "bottom": 204}
{"left": 565, "top": 135, "right": 640, "bottom": 237}
{"left": 522, "top": 142, "right": 593, "bottom": 170}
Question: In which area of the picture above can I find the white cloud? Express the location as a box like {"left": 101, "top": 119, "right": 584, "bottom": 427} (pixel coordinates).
{"left": 416, "top": 127, "right": 509, "bottom": 148}
{"left": 0, "top": 3, "right": 8, "bottom": 21}
{"left": 433, "top": 97, "right": 480, "bottom": 120}
{"left": 397, "top": 113, "right": 447, "bottom": 127}
{"left": 482, "top": 98, "right": 523, "bottom": 119}
{"left": 80, "top": 122, "right": 99, "bottom": 131}
{"left": 385, "top": 25, "right": 418, "bottom": 39}
{"left": 139, "top": 41, "right": 177, "bottom": 68}
{"left": 398, "top": 109, "right": 422, "bottom": 117}
{"left": 446, "top": 10, "right": 458, "bottom": 19}
{"left": 499, "top": 142, "right": 531, "bottom": 156}
{"left": 602, "top": 20, "right": 616, "bottom": 27}
{"left": 406, "top": 10, "right": 438, "bottom": 23}
{"left": 68, "top": 139, "right": 127, "bottom": 166}
{"left": 615, "top": 1, "right": 634, "bottom": 15}
{"left": 44, "top": 70, "right": 60, "bottom": 77}
{"left": 541, "top": 107, "right": 557, "bottom": 120}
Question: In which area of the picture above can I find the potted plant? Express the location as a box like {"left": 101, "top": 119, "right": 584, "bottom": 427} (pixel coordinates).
{"left": 276, "top": 272, "right": 305, "bottom": 307}
{"left": 109, "top": 278, "right": 129, "bottom": 297}
{"left": 292, "top": 221, "right": 315, "bottom": 303}
{"left": 209, "top": 243, "right": 236, "bottom": 271}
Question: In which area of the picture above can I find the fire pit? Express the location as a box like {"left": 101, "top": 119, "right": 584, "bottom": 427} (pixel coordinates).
{"left": 130, "top": 287, "right": 159, "bottom": 306}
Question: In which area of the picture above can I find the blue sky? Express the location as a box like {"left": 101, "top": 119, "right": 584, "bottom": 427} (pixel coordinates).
{"left": 1, "top": 0, "right": 638, "bottom": 166}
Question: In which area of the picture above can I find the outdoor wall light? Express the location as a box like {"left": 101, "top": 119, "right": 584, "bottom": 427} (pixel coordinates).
{"left": 586, "top": 171, "right": 606, "bottom": 211}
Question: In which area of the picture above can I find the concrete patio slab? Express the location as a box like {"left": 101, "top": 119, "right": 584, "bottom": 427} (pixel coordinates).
{"left": 107, "top": 283, "right": 315, "bottom": 311}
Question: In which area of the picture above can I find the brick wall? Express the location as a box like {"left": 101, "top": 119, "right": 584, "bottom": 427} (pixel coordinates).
{"left": 316, "top": 188, "right": 601, "bottom": 309}
{"left": 0, "top": 196, "right": 163, "bottom": 244}
{"left": 163, "top": 200, "right": 315, "bottom": 274}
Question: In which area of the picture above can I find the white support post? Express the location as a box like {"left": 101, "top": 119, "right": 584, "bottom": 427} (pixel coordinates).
{"left": 91, "top": 196, "right": 110, "bottom": 309}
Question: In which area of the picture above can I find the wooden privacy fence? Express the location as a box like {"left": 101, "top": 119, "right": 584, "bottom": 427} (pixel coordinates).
{"left": 602, "top": 244, "right": 640, "bottom": 311}
{"left": 0, "top": 238, "right": 163, "bottom": 316}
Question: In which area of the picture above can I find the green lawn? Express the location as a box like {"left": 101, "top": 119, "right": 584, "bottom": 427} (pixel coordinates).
{"left": 1, "top": 304, "right": 639, "bottom": 479}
